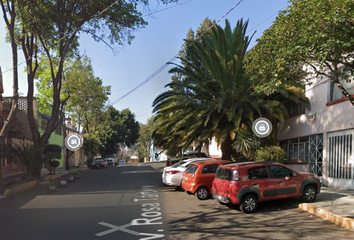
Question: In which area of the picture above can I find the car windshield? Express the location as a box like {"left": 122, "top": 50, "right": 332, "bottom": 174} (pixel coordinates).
{"left": 215, "top": 168, "right": 233, "bottom": 180}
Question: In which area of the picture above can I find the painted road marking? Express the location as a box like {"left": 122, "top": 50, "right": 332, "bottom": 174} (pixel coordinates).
{"left": 96, "top": 222, "right": 139, "bottom": 237}
{"left": 95, "top": 186, "right": 166, "bottom": 239}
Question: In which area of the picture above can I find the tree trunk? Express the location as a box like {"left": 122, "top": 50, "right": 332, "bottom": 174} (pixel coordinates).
{"left": 65, "top": 149, "right": 74, "bottom": 170}
{"left": 204, "top": 139, "right": 210, "bottom": 157}
{"left": 0, "top": 1, "right": 19, "bottom": 186}
{"left": 220, "top": 134, "right": 236, "bottom": 160}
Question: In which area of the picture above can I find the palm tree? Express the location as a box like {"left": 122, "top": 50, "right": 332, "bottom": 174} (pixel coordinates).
{"left": 153, "top": 19, "right": 309, "bottom": 160}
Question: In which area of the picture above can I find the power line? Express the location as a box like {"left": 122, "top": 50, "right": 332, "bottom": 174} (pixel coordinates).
{"left": 143, "top": 0, "right": 197, "bottom": 17}
{"left": 110, "top": 0, "right": 245, "bottom": 106}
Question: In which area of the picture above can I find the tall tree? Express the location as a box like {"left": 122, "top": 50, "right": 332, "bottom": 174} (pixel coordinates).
{"left": 247, "top": 0, "right": 354, "bottom": 105}
{"left": 1, "top": 0, "right": 176, "bottom": 179}
{"left": 36, "top": 55, "right": 110, "bottom": 134}
{"left": 137, "top": 117, "right": 155, "bottom": 161}
{"left": 153, "top": 19, "right": 309, "bottom": 160}
{"left": 0, "top": 0, "right": 19, "bottom": 186}
{"left": 98, "top": 106, "right": 140, "bottom": 157}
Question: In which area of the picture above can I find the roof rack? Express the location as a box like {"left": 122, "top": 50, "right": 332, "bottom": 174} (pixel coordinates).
{"left": 237, "top": 161, "right": 275, "bottom": 167}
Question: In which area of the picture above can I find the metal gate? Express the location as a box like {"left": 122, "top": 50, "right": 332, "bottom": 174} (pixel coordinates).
{"left": 328, "top": 130, "right": 354, "bottom": 189}
{"left": 309, "top": 134, "right": 323, "bottom": 176}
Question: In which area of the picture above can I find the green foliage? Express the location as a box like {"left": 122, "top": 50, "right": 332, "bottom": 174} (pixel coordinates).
{"left": 247, "top": 0, "right": 354, "bottom": 95}
{"left": 232, "top": 129, "right": 262, "bottom": 160}
{"left": 44, "top": 144, "right": 62, "bottom": 160}
{"left": 255, "top": 146, "right": 286, "bottom": 163}
{"left": 153, "top": 19, "right": 307, "bottom": 159}
{"left": 97, "top": 106, "right": 140, "bottom": 156}
{"left": 36, "top": 55, "right": 111, "bottom": 133}
{"left": 1, "top": 0, "right": 177, "bottom": 180}
{"left": 83, "top": 135, "right": 100, "bottom": 161}
{"left": 137, "top": 117, "right": 155, "bottom": 160}
{"left": 4, "top": 143, "right": 44, "bottom": 180}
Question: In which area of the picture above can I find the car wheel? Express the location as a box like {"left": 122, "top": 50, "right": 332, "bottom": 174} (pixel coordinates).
{"left": 196, "top": 187, "right": 210, "bottom": 200}
{"left": 302, "top": 185, "right": 317, "bottom": 202}
{"left": 240, "top": 194, "right": 258, "bottom": 213}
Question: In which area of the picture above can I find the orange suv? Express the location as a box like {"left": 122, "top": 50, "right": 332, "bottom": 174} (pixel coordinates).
{"left": 182, "top": 160, "right": 231, "bottom": 200}
{"left": 212, "top": 161, "right": 321, "bottom": 213}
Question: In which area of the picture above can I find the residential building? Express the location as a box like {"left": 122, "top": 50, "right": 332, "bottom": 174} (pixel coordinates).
{"left": 38, "top": 113, "right": 65, "bottom": 168}
{"left": 277, "top": 73, "right": 354, "bottom": 189}
{"left": 0, "top": 97, "right": 35, "bottom": 175}
{"left": 0, "top": 97, "right": 65, "bottom": 175}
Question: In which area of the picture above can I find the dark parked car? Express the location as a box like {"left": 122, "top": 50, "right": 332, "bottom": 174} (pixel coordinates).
{"left": 166, "top": 152, "right": 209, "bottom": 166}
{"left": 104, "top": 154, "right": 118, "bottom": 166}
{"left": 91, "top": 158, "right": 108, "bottom": 169}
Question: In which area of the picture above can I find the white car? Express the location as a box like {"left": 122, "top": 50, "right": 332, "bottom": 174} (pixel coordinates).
{"left": 162, "top": 158, "right": 217, "bottom": 187}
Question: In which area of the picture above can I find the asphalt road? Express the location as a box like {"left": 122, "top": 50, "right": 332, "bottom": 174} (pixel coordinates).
{"left": 0, "top": 162, "right": 353, "bottom": 240}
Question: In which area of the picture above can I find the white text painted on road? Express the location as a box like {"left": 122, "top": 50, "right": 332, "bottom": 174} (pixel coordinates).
{"left": 95, "top": 186, "right": 165, "bottom": 239}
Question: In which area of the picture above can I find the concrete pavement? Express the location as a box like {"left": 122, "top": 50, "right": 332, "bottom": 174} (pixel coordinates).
{"left": 299, "top": 187, "right": 354, "bottom": 231}
{"left": 1, "top": 166, "right": 89, "bottom": 197}
{"left": 2, "top": 161, "right": 354, "bottom": 233}
{"left": 153, "top": 161, "right": 354, "bottom": 232}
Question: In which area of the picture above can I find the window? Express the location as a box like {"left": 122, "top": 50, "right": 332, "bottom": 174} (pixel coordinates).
{"left": 215, "top": 168, "right": 233, "bottom": 180}
{"left": 270, "top": 165, "right": 294, "bottom": 178}
{"left": 328, "top": 69, "right": 354, "bottom": 102}
{"left": 285, "top": 101, "right": 306, "bottom": 115}
{"left": 280, "top": 137, "right": 309, "bottom": 162}
{"left": 247, "top": 166, "right": 269, "bottom": 179}
{"left": 202, "top": 164, "right": 219, "bottom": 174}
{"left": 185, "top": 164, "right": 198, "bottom": 174}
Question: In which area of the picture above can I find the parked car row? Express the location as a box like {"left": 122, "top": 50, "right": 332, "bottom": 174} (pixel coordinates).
{"left": 91, "top": 158, "right": 108, "bottom": 169}
{"left": 162, "top": 159, "right": 321, "bottom": 213}
{"left": 91, "top": 154, "right": 124, "bottom": 169}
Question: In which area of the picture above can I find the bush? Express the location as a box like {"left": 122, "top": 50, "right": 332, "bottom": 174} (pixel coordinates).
{"left": 255, "top": 146, "right": 286, "bottom": 163}
{"left": 50, "top": 160, "right": 60, "bottom": 174}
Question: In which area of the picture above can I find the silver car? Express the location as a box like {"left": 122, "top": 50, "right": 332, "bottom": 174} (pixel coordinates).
{"left": 162, "top": 158, "right": 217, "bottom": 188}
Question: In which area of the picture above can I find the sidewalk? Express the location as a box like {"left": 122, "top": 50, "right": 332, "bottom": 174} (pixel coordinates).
{"left": 299, "top": 186, "right": 354, "bottom": 231}
{"left": 3, "top": 166, "right": 88, "bottom": 179}
{"left": 1, "top": 166, "right": 88, "bottom": 197}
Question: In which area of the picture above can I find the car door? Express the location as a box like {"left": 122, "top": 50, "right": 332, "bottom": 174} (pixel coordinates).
{"left": 246, "top": 166, "right": 276, "bottom": 198}
{"left": 268, "top": 165, "right": 299, "bottom": 198}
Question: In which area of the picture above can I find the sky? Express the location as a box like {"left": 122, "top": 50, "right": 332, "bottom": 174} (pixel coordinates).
{"left": 0, "top": 0, "right": 290, "bottom": 124}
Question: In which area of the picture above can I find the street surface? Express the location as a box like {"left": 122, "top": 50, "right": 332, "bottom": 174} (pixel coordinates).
{"left": 0, "top": 162, "right": 353, "bottom": 240}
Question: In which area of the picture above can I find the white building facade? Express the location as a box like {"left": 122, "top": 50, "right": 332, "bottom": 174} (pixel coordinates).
{"left": 277, "top": 74, "right": 354, "bottom": 189}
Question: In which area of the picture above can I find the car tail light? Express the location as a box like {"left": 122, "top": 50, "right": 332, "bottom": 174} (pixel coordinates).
{"left": 166, "top": 170, "right": 180, "bottom": 174}
{"left": 232, "top": 170, "right": 240, "bottom": 181}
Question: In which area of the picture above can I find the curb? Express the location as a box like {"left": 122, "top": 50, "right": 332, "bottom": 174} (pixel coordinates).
{"left": 299, "top": 203, "right": 354, "bottom": 231}
{"left": 78, "top": 167, "right": 89, "bottom": 172}
{"left": 2, "top": 180, "right": 38, "bottom": 197}
{"left": 43, "top": 173, "right": 63, "bottom": 181}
